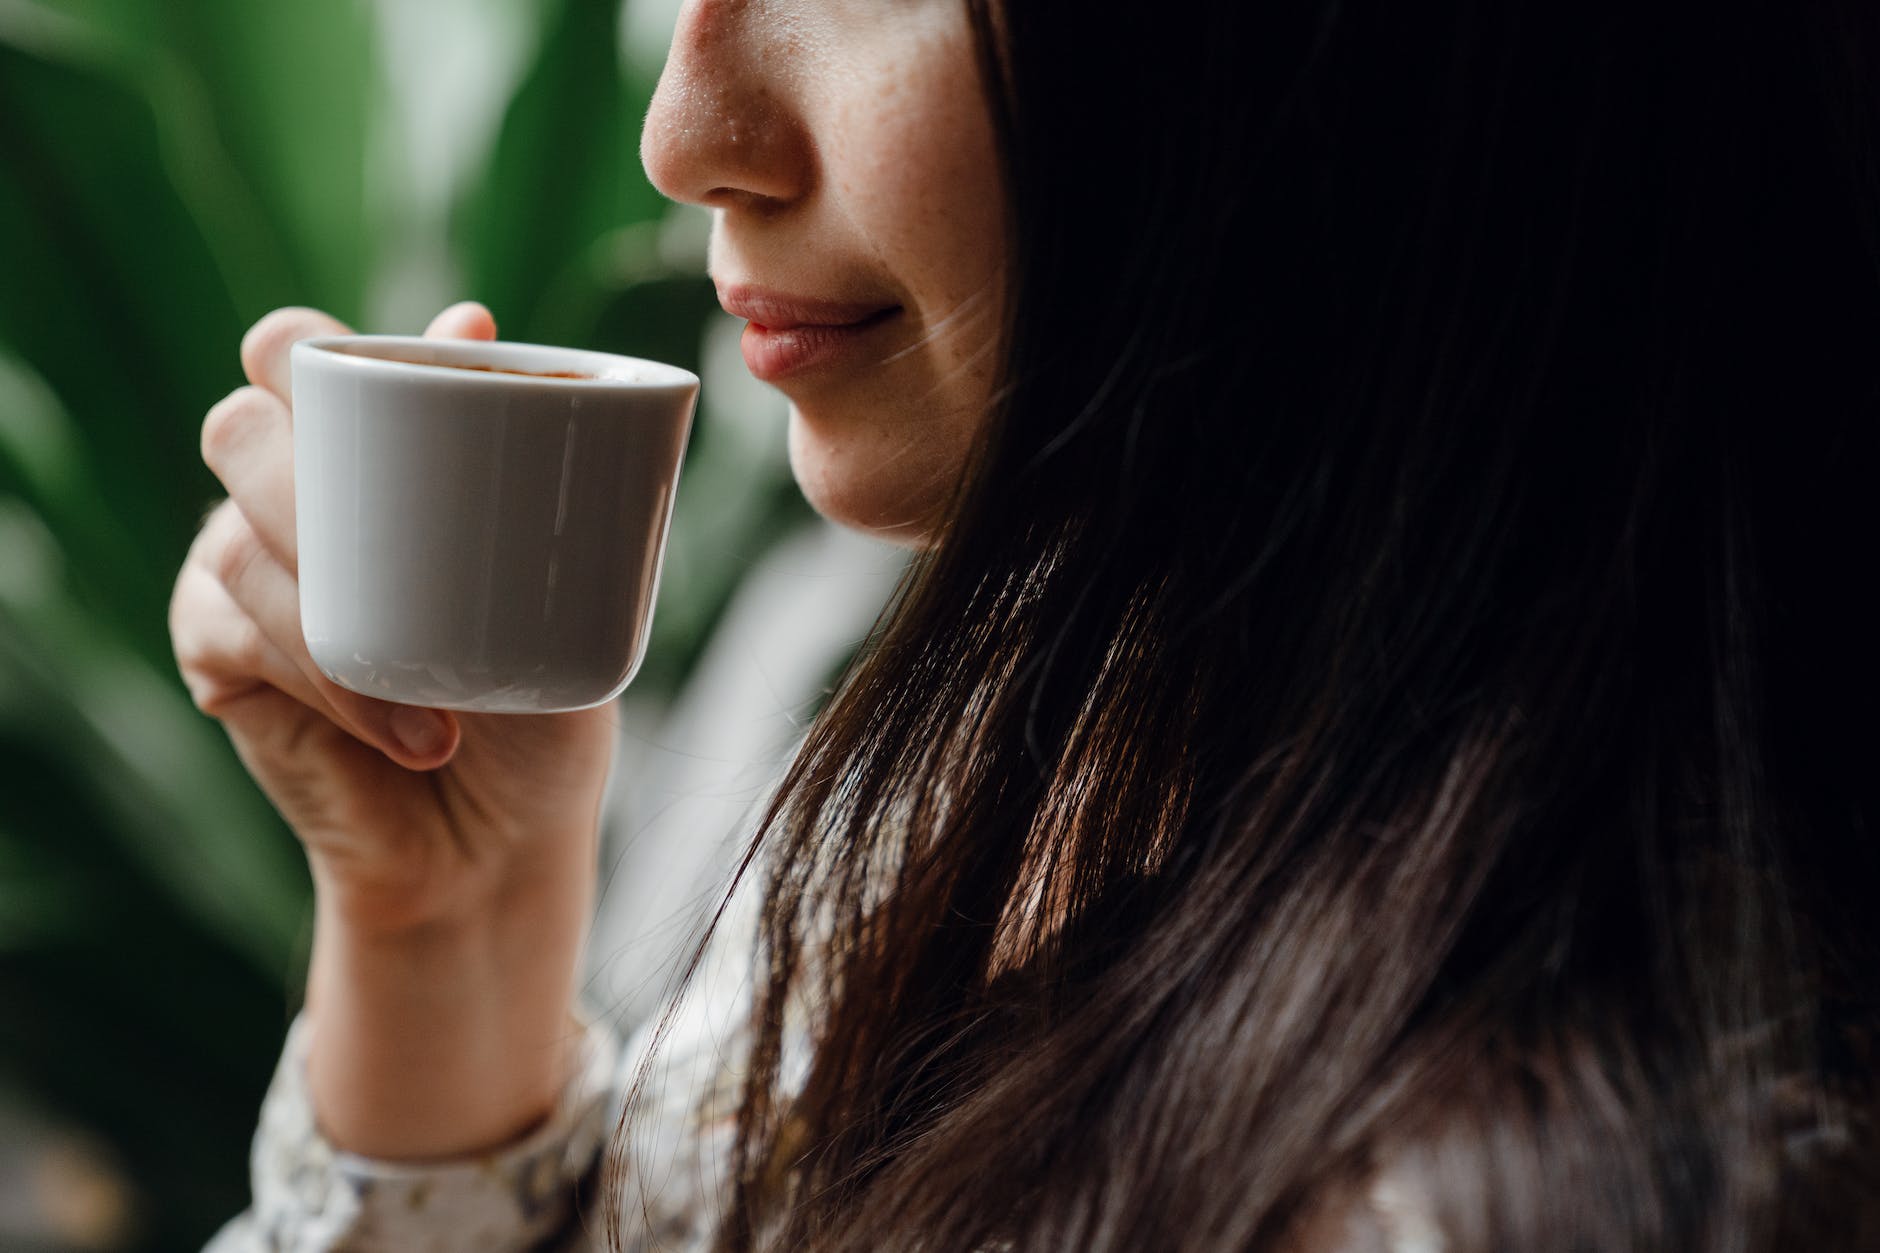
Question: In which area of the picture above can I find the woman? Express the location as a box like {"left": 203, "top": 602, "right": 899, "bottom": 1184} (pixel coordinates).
{"left": 175, "top": 0, "right": 1879, "bottom": 1249}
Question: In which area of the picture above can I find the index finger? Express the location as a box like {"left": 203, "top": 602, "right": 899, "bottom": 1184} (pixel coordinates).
{"left": 423, "top": 301, "right": 498, "bottom": 341}
{"left": 240, "top": 307, "right": 353, "bottom": 407}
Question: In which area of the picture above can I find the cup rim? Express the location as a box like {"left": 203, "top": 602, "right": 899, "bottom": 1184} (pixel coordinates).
{"left": 293, "top": 334, "right": 700, "bottom": 390}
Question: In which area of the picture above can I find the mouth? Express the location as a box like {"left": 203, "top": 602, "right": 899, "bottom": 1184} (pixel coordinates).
{"left": 717, "top": 283, "right": 902, "bottom": 383}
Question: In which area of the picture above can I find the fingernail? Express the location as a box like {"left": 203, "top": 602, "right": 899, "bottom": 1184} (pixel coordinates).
{"left": 389, "top": 706, "right": 447, "bottom": 758}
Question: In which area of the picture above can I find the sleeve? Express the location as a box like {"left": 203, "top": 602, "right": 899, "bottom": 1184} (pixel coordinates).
{"left": 201, "top": 1010, "right": 623, "bottom": 1253}
{"left": 203, "top": 881, "right": 767, "bottom": 1253}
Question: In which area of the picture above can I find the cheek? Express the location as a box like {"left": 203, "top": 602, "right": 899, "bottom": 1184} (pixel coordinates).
{"left": 827, "top": 43, "right": 1005, "bottom": 327}
{"left": 782, "top": 18, "right": 1008, "bottom": 547}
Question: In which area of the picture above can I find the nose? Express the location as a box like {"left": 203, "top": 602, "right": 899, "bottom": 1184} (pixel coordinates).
{"left": 641, "top": 0, "right": 814, "bottom": 210}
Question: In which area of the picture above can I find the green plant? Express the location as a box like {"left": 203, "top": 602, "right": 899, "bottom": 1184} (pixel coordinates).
{"left": 0, "top": 1, "right": 801, "bottom": 1246}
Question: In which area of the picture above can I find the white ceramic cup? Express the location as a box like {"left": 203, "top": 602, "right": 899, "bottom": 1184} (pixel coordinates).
{"left": 290, "top": 335, "right": 698, "bottom": 714}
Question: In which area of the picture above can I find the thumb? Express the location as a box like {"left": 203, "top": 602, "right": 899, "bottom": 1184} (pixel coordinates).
{"left": 423, "top": 301, "right": 498, "bottom": 341}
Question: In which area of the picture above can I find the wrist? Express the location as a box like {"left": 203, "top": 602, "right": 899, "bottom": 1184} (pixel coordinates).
{"left": 304, "top": 819, "right": 599, "bottom": 943}
{"left": 303, "top": 872, "right": 592, "bottom": 1159}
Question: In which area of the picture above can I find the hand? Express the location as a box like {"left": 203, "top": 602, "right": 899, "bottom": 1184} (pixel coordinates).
{"left": 171, "top": 303, "right": 621, "bottom": 1157}
{"left": 169, "top": 303, "right": 618, "bottom": 939}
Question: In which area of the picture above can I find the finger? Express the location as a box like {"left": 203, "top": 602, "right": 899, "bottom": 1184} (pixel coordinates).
{"left": 177, "top": 559, "right": 460, "bottom": 795}
{"left": 242, "top": 306, "right": 352, "bottom": 406}
{"left": 208, "top": 680, "right": 367, "bottom": 808}
{"left": 201, "top": 386, "right": 298, "bottom": 574}
{"left": 184, "top": 503, "right": 362, "bottom": 739}
{"left": 188, "top": 503, "right": 461, "bottom": 771}
{"left": 423, "top": 301, "right": 498, "bottom": 341}
{"left": 172, "top": 559, "right": 338, "bottom": 722}
{"left": 205, "top": 680, "right": 413, "bottom": 840}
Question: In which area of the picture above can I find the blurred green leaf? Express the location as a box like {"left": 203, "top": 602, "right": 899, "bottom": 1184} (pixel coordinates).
{"left": 0, "top": 347, "right": 154, "bottom": 642}
{"left": 0, "top": 42, "right": 245, "bottom": 661}
{"left": 0, "top": 826, "right": 84, "bottom": 952}
{"left": 0, "top": 499, "right": 307, "bottom": 974}
{"left": 0, "top": 727, "right": 296, "bottom": 1250}
{"left": 0, "top": 487, "right": 307, "bottom": 1248}
{"left": 0, "top": 0, "right": 147, "bottom": 67}
{"left": 0, "top": 3, "right": 834, "bottom": 1248}
{"left": 459, "top": 0, "right": 668, "bottom": 346}
{"left": 0, "top": 345, "right": 85, "bottom": 503}
{"left": 155, "top": 0, "right": 381, "bottom": 321}
{"left": 0, "top": 0, "right": 381, "bottom": 668}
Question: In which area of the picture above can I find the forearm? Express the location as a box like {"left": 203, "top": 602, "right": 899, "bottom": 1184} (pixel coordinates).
{"left": 303, "top": 863, "right": 594, "bottom": 1160}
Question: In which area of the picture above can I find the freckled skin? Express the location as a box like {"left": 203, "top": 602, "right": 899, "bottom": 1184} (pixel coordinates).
{"left": 643, "top": 0, "right": 1008, "bottom": 545}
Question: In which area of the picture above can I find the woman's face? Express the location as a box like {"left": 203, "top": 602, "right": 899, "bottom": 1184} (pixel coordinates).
{"left": 642, "top": 0, "right": 1008, "bottom": 546}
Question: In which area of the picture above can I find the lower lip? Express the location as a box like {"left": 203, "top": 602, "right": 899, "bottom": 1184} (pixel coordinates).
{"left": 740, "top": 309, "right": 900, "bottom": 382}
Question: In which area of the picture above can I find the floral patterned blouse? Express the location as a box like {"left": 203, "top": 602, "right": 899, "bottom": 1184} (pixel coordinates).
{"left": 203, "top": 908, "right": 1440, "bottom": 1253}
{"left": 203, "top": 885, "right": 762, "bottom": 1253}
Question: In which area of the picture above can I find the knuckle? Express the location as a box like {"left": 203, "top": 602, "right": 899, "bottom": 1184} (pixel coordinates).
{"left": 239, "top": 310, "right": 298, "bottom": 376}
{"left": 241, "top": 306, "right": 336, "bottom": 385}
{"left": 165, "top": 572, "right": 257, "bottom": 710}
{"left": 209, "top": 513, "right": 266, "bottom": 592}
{"left": 173, "top": 629, "right": 230, "bottom": 714}
{"left": 227, "top": 611, "right": 272, "bottom": 678}
{"left": 179, "top": 669, "right": 212, "bottom": 714}
{"left": 167, "top": 556, "right": 191, "bottom": 625}
{"left": 169, "top": 622, "right": 203, "bottom": 685}
{"left": 187, "top": 675, "right": 229, "bottom": 717}
{"left": 167, "top": 576, "right": 201, "bottom": 662}
{"left": 195, "top": 680, "right": 257, "bottom": 720}
{"left": 200, "top": 387, "right": 266, "bottom": 470}
{"left": 185, "top": 499, "right": 233, "bottom": 568}
{"left": 168, "top": 561, "right": 221, "bottom": 659}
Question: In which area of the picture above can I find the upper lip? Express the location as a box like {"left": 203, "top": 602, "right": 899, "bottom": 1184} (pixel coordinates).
{"left": 716, "top": 283, "right": 898, "bottom": 330}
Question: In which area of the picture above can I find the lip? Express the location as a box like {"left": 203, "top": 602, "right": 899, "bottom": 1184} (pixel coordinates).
{"left": 718, "top": 283, "right": 901, "bottom": 382}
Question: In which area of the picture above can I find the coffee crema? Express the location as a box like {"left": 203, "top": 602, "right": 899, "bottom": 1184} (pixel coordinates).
{"left": 446, "top": 362, "right": 596, "bottom": 380}
{"left": 331, "top": 345, "right": 596, "bottom": 380}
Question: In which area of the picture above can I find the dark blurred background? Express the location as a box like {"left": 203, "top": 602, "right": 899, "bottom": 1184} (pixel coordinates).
{"left": 0, "top": 1, "right": 902, "bottom": 1247}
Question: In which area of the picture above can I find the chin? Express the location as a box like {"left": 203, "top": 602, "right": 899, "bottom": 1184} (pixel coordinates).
{"left": 787, "top": 407, "right": 949, "bottom": 549}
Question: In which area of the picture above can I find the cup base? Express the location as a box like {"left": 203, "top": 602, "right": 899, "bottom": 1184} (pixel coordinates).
{"left": 313, "top": 652, "right": 635, "bottom": 714}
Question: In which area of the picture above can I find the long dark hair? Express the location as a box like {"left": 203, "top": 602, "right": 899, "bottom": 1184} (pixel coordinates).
{"left": 620, "top": 1, "right": 1880, "bottom": 1248}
